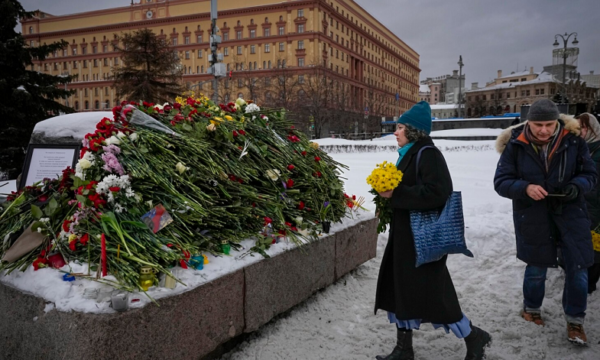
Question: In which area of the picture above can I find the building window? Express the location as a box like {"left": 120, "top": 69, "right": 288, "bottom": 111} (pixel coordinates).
{"left": 74, "top": 101, "right": 79, "bottom": 110}
{"left": 83, "top": 60, "right": 88, "bottom": 68}
{"left": 298, "top": 75, "right": 304, "bottom": 84}
{"left": 224, "top": 47, "right": 229, "bottom": 56}
{"left": 223, "top": 32, "right": 229, "bottom": 41}
{"left": 72, "top": 48, "right": 77, "bottom": 55}
{"left": 201, "top": 65, "right": 204, "bottom": 73}
{"left": 237, "top": 31, "right": 242, "bottom": 39}
{"left": 298, "top": 58, "right": 305, "bottom": 67}
{"left": 82, "top": 47, "right": 87, "bottom": 55}
{"left": 103, "top": 45, "right": 108, "bottom": 52}
{"left": 238, "top": 79, "right": 243, "bottom": 87}
{"left": 237, "top": 46, "right": 242, "bottom": 55}
{"left": 92, "top": 46, "right": 97, "bottom": 54}
{"left": 526, "top": 90, "right": 530, "bottom": 96}
{"left": 265, "top": 43, "right": 271, "bottom": 53}
{"left": 29, "top": 26, "right": 33, "bottom": 34}
{"left": 279, "top": 26, "right": 285, "bottom": 35}
{"left": 264, "top": 28, "right": 270, "bottom": 37}
{"left": 54, "top": 63, "right": 58, "bottom": 70}
{"left": 115, "top": 57, "right": 119, "bottom": 65}
{"left": 85, "top": 101, "right": 89, "bottom": 110}
{"left": 279, "top": 42, "right": 285, "bottom": 52}
{"left": 197, "top": 35, "right": 202, "bottom": 43}
{"left": 184, "top": 36, "right": 190, "bottom": 44}
{"left": 298, "top": 24, "right": 304, "bottom": 33}
{"left": 197, "top": 49, "right": 203, "bottom": 58}
{"left": 250, "top": 29, "right": 256, "bottom": 38}
{"left": 298, "top": 40, "right": 304, "bottom": 50}
{"left": 93, "top": 59, "right": 98, "bottom": 67}
{"left": 298, "top": 9, "right": 304, "bottom": 17}
{"left": 172, "top": 38, "right": 178, "bottom": 46}
{"left": 268, "top": 60, "right": 271, "bottom": 69}
{"left": 535, "top": 89, "right": 540, "bottom": 95}
{"left": 540, "top": 89, "right": 545, "bottom": 95}
{"left": 250, "top": 45, "right": 256, "bottom": 54}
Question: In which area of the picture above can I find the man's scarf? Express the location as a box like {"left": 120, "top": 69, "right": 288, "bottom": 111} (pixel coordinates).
{"left": 523, "top": 121, "right": 566, "bottom": 171}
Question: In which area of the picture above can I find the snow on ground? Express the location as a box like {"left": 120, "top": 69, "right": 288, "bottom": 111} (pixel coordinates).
{"left": 430, "top": 128, "right": 504, "bottom": 137}
{"left": 221, "top": 140, "right": 600, "bottom": 360}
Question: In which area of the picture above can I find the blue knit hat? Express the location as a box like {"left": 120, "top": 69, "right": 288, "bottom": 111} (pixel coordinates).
{"left": 397, "top": 101, "right": 432, "bottom": 135}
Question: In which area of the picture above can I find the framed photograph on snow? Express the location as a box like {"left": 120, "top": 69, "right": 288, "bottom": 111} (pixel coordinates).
{"left": 19, "top": 144, "right": 80, "bottom": 190}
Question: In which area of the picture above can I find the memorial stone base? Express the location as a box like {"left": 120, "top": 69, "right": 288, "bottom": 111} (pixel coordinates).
{"left": 0, "top": 218, "right": 378, "bottom": 360}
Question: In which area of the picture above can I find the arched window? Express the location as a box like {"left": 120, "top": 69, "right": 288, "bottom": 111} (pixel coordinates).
{"left": 237, "top": 93, "right": 244, "bottom": 99}
{"left": 254, "top": 61, "right": 257, "bottom": 69}
{"left": 85, "top": 100, "right": 89, "bottom": 110}
{"left": 74, "top": 101, "right": 79, "bottom": 110}
{"left": 263, "top": 61, "right": 266, "bottom": 69}
{"left": 95, "top": 100, "right": 99, "bottom": 110}
{"left": 268, "top": 60, "right": 271, "bottom": 69}
{"left": 105, "top": 100, "right": 110, "bottom": 109}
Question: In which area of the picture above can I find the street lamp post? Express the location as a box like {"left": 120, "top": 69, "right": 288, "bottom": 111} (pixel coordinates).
{"left": 553, "top": 32, "right": 579, "bottom": 104}
{"left": 457, "top": 55, "right": 464, "bottom": 118}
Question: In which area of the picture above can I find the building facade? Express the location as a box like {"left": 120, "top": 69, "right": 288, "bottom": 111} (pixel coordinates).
{"left": 465, "top": 67, "right": 597, "bottom": 117}
{"left": 420, "top": 70, "right": 465, "bottom": 104}
{"left": 22, "top": 0, "right": 420, "bottom": 125}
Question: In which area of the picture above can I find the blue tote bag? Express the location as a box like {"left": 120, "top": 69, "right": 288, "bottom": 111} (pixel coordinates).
{"left": 410, "top": 146, "right": 473, "bottom": 267}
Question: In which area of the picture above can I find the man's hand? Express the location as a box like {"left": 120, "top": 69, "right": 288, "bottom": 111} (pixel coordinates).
{"left": 526, "top": 184, "right": 548, "bottom": 201}
{"left": 378, "top": 190, "right": 393, "bottom": 198}
{"left": 562, "top": 184, "right": 579, "bottom": 202}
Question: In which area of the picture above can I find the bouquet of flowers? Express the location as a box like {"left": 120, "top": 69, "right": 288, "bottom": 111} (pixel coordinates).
{"left": 366, "top": 161, "right": 403, "bottom": 233}
{"left": 0, "top": 94, "right": 351, "bottom": 292}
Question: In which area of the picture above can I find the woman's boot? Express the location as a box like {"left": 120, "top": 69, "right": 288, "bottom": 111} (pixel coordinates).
{"left": 375, "top": 328, "right": 415, "bottom": 360}
{"left": 464, "top": 323, "right": 492, "bottom": 360}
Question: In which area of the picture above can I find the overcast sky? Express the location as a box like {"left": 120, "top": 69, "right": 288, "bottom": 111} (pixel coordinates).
{"left": 20, "top": 0, "right": 600, "bottom": 86}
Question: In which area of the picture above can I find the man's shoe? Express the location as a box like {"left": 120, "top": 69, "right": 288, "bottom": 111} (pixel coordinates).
{"left": 464, "top": 323, "right": 492, "bottom": 360}
{"left": 567, "top": 323, "right": 587, "bottom": 346}
{"left": 375, "top": 328, "right": 415, "bottom": 360}
{"left": 521, "top": 309, "right": 544, "bottom": 326}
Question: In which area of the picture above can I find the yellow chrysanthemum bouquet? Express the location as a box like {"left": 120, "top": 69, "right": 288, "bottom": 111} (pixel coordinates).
{"left": 366, "top": 161, "right": 403, "bottom": 233}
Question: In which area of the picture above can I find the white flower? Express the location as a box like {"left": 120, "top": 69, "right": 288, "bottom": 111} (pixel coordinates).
{"left": 114, "top": 204, "right": 125, "bottom": 213}
{"left": 134, "top": 193, "right": 143, "bottom": 202}
{"left": 106, "top": 136, "right": 121, "bottom": 146}
{"left": 206, "top": 123, "right": 216, "bottom": 132}
{"left": 175, "top": 162, "right": 189, "bottom": 174}
{"left": 146, "top": 200, "right": 153, "bottom": 208}
{"left": 154, "top": 104, "right": 164, "bottom": 110}
{"left": 129, "top": 133, "right": 139, "bottom": 142}
{"left": 116, "top": 131, "right": 126, "bottom": 139}
{"left": 265, "top": 169, "right": 281, "bottom": 181}
{"left": 78, "top": 159, "right": 92, "bottom": 170}
{"left": 40, "top": 218, "right": 49, "bottom": 223}
{"left": 245, "top": 103, "right": 260, "bottom": 113}
{"left": 236, "top": 98, "right": 246, "bottom": 107}
{"left": 125, "top": 188, "right": 135, "bottom": 198}
{"left": 37, "top": 227, "right": 42, "bottom": 233}
{"left": 295, "top": 216, "right": 303, "bottom": 224}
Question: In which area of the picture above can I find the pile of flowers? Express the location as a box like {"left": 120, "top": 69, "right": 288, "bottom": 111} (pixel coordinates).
{"left": 0, "top": 95, "right": 351, "bottom": 292}
{"left": 366, "top": 161, "right": 404, "bottom": 233}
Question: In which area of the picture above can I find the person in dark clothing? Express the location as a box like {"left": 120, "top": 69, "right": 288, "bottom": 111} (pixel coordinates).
{"left": 576, "top": 112, "right": 600, "bottom": 293}
{"left": 494, "top": 99, "right": 597, "bottom": 346}
{"left": 375, "top": 101, "right": 491, "bottom": 360}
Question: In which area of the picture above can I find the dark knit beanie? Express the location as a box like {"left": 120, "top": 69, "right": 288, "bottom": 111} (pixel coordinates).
{"left": 528, "top": 99, "right": 560, "bottom": 121}
{"left": 397, "top": 101, "right": 432, "bottom": 135}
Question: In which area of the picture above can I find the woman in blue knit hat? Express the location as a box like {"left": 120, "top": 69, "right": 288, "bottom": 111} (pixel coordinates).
{"left": 374, "top": 101, "right": 491, "bottom": 360}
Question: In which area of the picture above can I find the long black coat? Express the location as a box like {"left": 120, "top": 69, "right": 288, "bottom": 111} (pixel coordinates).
{"left": 494, "top": 118, "right": 597, "bottom": 272}
{"left": 584, "top": 140, "right": 600, "bottom": 263}
{"left": 374, "top": 137, "right": 463, "bottom": 324}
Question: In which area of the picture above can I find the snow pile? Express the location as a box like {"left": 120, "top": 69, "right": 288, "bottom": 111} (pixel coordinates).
{"left": 221, "top": 141, "right": 600, "bottom": 360}
{"left": 0, "top": 211, "right": 373, "bottom": 314}
{"left": 32, "top": 112, "right": 113, "bottom": 140}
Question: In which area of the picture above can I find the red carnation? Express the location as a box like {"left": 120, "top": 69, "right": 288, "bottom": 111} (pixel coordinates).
{"left": 37, "top": 194, "right": 48, "bottom": 202}
{"left": 301, "top": 151, "right": 307, "bottom": 156}
{"left": 233, "top": 130, "right": 239, "bottom": 138}
{"left": 264, "top": 217, "right": 273, "bottom": 226}
{"left": 314, "top": 156, "right": 321, "bottom": 162}
{"left": 69, "top": 240, "right": 77, "bottom": 251}
{"left": 109, "top": 187, "right": 120, "bottom": 192}
{"left": 298, "top": 201, "right": 305, "bottom": 210}
{"left": 80, "top": 234, "right": 89, "bottom": 246}
{"left": 239, "top": 129, "right": 247, "bottom": 136}
{"left": 32, "top": 257, "right": 48, "bottom": 271}
{"left": 287, "top": 164, "right": 295, "bottom": 171}
{"left": 286, "top": 179, "right": 294, "bottom": 188}
{"left": 62, "top": 220, "right": 71, "bottom": 232}
{"left": 173, "top": 103, "right": 182, "bottom": 110}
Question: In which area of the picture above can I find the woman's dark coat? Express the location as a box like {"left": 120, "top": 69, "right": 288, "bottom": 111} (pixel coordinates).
{"left": 374, "top": 137, "right": 463, "bottom": 324}
{"left": 583, "top": 140, "right": 600, "bottom": 264}
{"left": 494, "top": 116, "right": 597, "bottom": 272}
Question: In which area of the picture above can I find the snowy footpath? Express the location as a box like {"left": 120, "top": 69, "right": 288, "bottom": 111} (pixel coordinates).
{"left": 222, "top": 140, "right": 600, "bottom": 360}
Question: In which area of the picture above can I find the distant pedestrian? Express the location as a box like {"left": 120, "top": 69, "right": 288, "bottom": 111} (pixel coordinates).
{"left": 494, "top": 99, "right": 597, "bottom": 345}
{"left": 576, "top": 112, "right": 600, "bottom": 293}
{"left": 511, "top": 117, "right": 521, "bottom": 126}
{"left": 375, "top": 101, "right": 491, "bottom": 360}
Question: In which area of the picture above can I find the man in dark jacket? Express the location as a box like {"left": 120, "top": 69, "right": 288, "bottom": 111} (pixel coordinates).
{"left": 494, "top": 99, "right": 597, "bottom": 346}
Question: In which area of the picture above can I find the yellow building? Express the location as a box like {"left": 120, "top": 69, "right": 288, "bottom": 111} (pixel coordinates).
{"left": 23, "top": 0, "right": 419, "bottom": 123}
